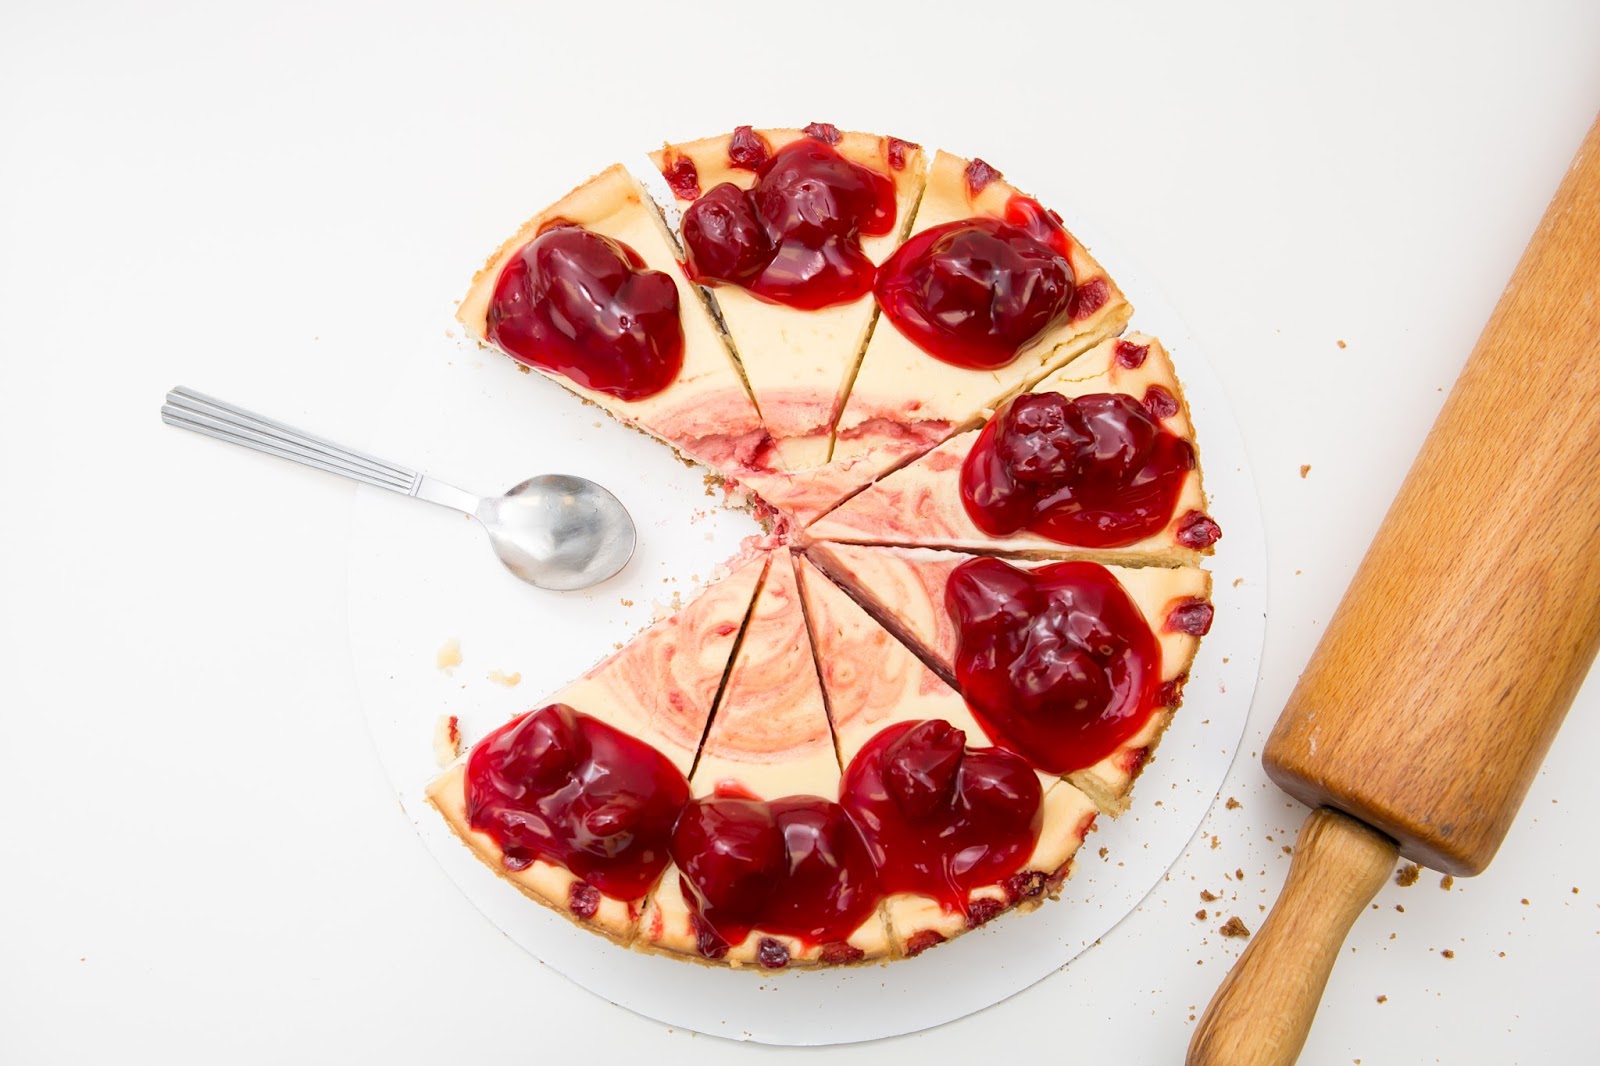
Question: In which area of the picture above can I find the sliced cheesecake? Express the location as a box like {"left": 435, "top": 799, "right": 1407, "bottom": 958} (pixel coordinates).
{"left": 805, "top": 543, "right": 1209, "bottom": 813}
{"left": 809, "top": 333, "right": 1220, "bottom": 564}
{"left": 426, "top": 553, "right": 768, "bottom": 942}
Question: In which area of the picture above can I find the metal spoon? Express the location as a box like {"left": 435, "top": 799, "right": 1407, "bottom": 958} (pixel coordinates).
{"left": 160, "top": 387, "right": 636, "bottom": 591}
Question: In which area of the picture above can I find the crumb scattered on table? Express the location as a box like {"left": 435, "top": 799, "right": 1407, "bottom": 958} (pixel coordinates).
{"left": 1195, "top": 909, "right": 1208, "bottom": 920}
{"left": 1226, "top": 796, "right": 1241, "bottom": 810}
{"left": 1300, "top": 464, "right": 1311, "bottom": 478}
{"left": 1376, "top": 994, "right": 1387, "bottom": 1004}
{"left": 1219, "top": 916, "right": 1251, "bottom": 939}
{"left": 487, "top": 670, "right": 521, "bottom": 687}
{"left": 1396, "top": 863, "right": 1421, "bottom": 887}
{"left": 436, "top": 638, "right": 462, "bottom": 672}
{"left": 1440, "top": 874, "right": 1454, "bottom": 891}
{"left": 1441, "top": 949, "right": 1455, "bottom": 959}
{"left": 1201, "top": 889, "right": 1219, "bottom": 903}
{"left": 1337, "top": 339, "right": 1347, "bottom": 349}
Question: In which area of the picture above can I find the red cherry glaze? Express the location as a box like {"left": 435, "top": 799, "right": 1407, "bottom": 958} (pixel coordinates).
{"left": 819, "top": 942, "right": 866, "bottom": 965}
{"left": 887, "top": 136, "right": 919, "bottom": 170}
{"left": 1175, "top": 510, "right": 1222, "bottom": 549}
{"left": 1166, "top": 598, "right": 1215, "bottom": 636}
{"left": 965, "top": 158, "right": 1002, "bottom": 196}
{"left": 839, "top": 720, "right": 1044, "bottom": 917}
{"left": 660, "top": 152, "right": 702, "bottom": 201}
{"left": 464, "top": 704, "right": 691, "bottom": 900}
{"left": 946, "top": 558, "right": 1163, "bottom": 774}
{"left": 960, "top": 392, "right": 1197, "bottom": 548}
{"left": 965, "top": 897, "right": 1006, "bottom": 928}
{"left": 875, "top": 218, "right": 1076, "bottom": 369}
{"left": 486, "top": 224, "right": 685, "bottom": 401}
{"left": 1143, "top": 384, "right": 1179, "bottom": 420}
{"left": 672, "top": 794, "right": 880, "bottom": 957}
{"left": 728, "top": 126, "right": 770, "bottom": 171}
{"left": 681, "top": 139, "right": 897, "bottom": 310}
{"left": 904, "top": 930, "right": 946, "bottom": 956}
{"left": 1114, "top": 339, "right": 1150, "bottom": 369}
{"left": 1158, "top": 674, "right": 1188, "bottom": 708}
{"left": 802, "top": 121, "right": 842, "bottom": 145}
{"left": 1002, "top": 194, "right": 1071, "bottom": 257}
{"left": 1005, "top": 868, "right": 1050, "bottom": 901}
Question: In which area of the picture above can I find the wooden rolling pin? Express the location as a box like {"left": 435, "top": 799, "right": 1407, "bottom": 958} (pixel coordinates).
{"left": 1189, "top": 110, "right": 1600, "bottom": 1066}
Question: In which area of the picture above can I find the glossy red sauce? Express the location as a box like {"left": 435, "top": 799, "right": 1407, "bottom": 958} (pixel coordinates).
{"left": 1175, "top": 510, "right": 1222, "bottom": 549}
{"left": 946, "top": 558, "right": 1164, "bottom": 774}
{"left": 839, "top": 720, "right": 1042, "bottom": 919}
{"left": 874, "top": 217, "right": 1075, "bottom": 369}
{"left": 660, "top": 152, "right": 702, "bottom": 200}
{"left": 680, "top": 136, "right": 897, "bottom": 311}
{"left": 727, "top": 125, "right": 770, "bottom": 171}
{"left": 486, "top": 223, "right": 685, "bottom": 400}
{"left": 464, "top": 704, "right": 691, "bottom": 900}
{"left": 960, "top": 391, "right": 1196, "bottom": 548}
{"left": 671, "top": 791, "right": 879, "bottom": 964}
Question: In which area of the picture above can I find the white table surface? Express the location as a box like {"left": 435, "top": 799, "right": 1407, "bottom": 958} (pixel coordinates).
{"left": 3, "top": 2, "right": 1598, "bottom": 1062}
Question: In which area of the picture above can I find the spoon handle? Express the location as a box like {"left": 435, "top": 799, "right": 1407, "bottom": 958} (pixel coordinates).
{"left": 160, "top": 387, "right": 479, "bottom": 516}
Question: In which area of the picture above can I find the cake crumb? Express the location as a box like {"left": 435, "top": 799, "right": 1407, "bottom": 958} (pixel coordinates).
{"left": 1376, "top": 993, "right": 1387, "bottom": 1003}
{"left": 1219, "top": 916, "right": 1251, "bottom": 939}
{"left": 1196, "top": 909, "right": 1208, "bottom": 920}
{"left": 1098, "top": 847, "right": 1109, "bottom": 859}
{"left": 1521, "top": 898, "right": 1530, "bottom": 905}
{"left": 1235, "top": 868, "right": 1245, "bottom": 880}
{"left": 1226, "top": 797, "right": 1241, "bottom": 810}
{"left": 620, "top": 598, "right": 634, "bottom": 607}
{"left": 515, "top": 363, "right": 530, "bottom": 374}
{"left": 1337, "top": 339, "right": 1347, "bottom": 349}
{"left": 1395, "top": 904, "right": 1405, "bottom": 913}
{"left": 1441, "top": 949, "right": 1455, "bottom": 959}
{"left": 1232, "top": 577, "right": 1243, "bottom": 587}
{"left": 1200, "top": 889, "right": 1219, "bottom": 903}
{"left": 487, "top": 670, "right": 521, "bottom": 687}
{"left": 1282, "top": 845, "right": 1293, "bottom": 855}
{"left": 432, "top": 715, "right": 461, "bottom": 767}
{"left": 1210, "top": 835, "right": 1220, "bottom": 850}
{"left": 1299, "top": 464, "right": 1311, "bottom": 478}
{"left": 436, "top": 638, "right": 462, "bottom": 672}
{"left": 1440, "top": 874, "right": 1454, "bottom": 891}
{"left": 1396, "top": 863, "right": 1421, "bottom": 887}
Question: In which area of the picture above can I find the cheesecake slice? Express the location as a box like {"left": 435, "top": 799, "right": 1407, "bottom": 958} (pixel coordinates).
{"left": 459, "top": 165, "right": 778, "bottom": 483}
{"left": 637, "top": 548, "right": 891, "bottom": 968}
{"left": 824, "top": 151, "right": 1134, "bottom": 511}
{"left": 805, "top": 543, "right": 1210, "bottom": 813}
{"left": 425, "top": 553, "right": 768, "bottom": 943}
{"left": 795, "top": 554, "right": 1098, "bottom": 956}
{"left": 809, "top": 333, "right": 1221, "bottom": 564}
{"left": 650, "top": 126, "right": 927, "bottom": 473}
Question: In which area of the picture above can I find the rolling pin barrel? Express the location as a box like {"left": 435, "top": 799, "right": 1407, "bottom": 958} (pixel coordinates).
{"left": 1191, "top": 111, "right": 1600, "bottom": 1066}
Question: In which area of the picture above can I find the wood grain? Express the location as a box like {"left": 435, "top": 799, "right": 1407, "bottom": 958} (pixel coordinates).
{"left": 1188, "top": 809, "right": 1398, "bottom": 1066}
{"left": 1264, "top": 110, "right": 1600, "bottom": 875}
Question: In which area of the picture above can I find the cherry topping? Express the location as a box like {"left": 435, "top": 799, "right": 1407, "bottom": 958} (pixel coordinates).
{"left": 660, "top": 152, "right": 701, "bottom": 201}
{"left": 569, "top": 881, "right": 601, "bottom": 920}
{"left": 756, "top": 937, "right": 791, "bottom": 970}
{"left": 1175, "top": 510, "right": 1222, "bottom": 549}
{"left": 728, "top": 125, "right": 771, "bottom": 171}
{"left": 961, "top": 392, "right": 1197, "bottom": 548}
{"left": 681, "top": 139, "right": 897, "bottom": 310}
{"left": 819, "top": 942, "right": 865, "bottom": 965}
{"left": 840, "top": 720, "right": 1043, "bottom": 917}
{"left": 887, "top": 136, "right": 919, "bottom": 171}
{"left": 1005, "top": 869, "right": 1049, "bottom": 901}
{"left": 486, "top": 224, "right": 685, "bottom": 401}
{"left": 903, "top": 930, "right": 946, "bottom": 957}
{"left": 875, "top": 218, "right": 1075, "bottom": 369}
{"left": 1143, "top": 385, "right": 1179, "bottom": 420}
{"left": 1166, "top": 598, "right": 1215, "bottom": 636}
{"left": 946, "top": 559, "right": 1163, "bottom": 774}
{"left": 1114, "top": 339, "right": 1150, "bottom": 369}
{"left": 965, "top": 897, "right": 1006, "bottom": 928}
{"left": 802, "top": 121, "right": 842, "bottom": 145}
{"left": 1069, "top": 277, "right": 1110, "bottom": 320}
{"left": 965, "top": 158, "right": 1002, "bottom": 196}
{"left": 672, "top": 794, "right": 879, "bottom": 954}
{"left": 1002, "top": 194, "right": 1071, "bottom": 256}
{"left": 1158, "top": 675, "right": 1188, "bottom": 708}
{"left": 465, "top": 704, "right": 691, "bottom": 899}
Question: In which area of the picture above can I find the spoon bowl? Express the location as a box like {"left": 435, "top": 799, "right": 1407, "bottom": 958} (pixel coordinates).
{"left": 478, "top": 475, "right": 636, "bottom": 591}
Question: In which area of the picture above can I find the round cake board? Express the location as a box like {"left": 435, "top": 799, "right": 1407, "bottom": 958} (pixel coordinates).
{"left": 346, "top": 198, "right": 1268, "bottom": 1047}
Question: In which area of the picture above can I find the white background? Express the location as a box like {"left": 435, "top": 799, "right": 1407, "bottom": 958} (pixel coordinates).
{"left": 3, "top": 2, "right": 1598, "bottom": 1063}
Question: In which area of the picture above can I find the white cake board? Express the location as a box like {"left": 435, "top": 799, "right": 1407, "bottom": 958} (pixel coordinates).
{"left": 345, "top": 197, "right": 1268, "bottom": 1046}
